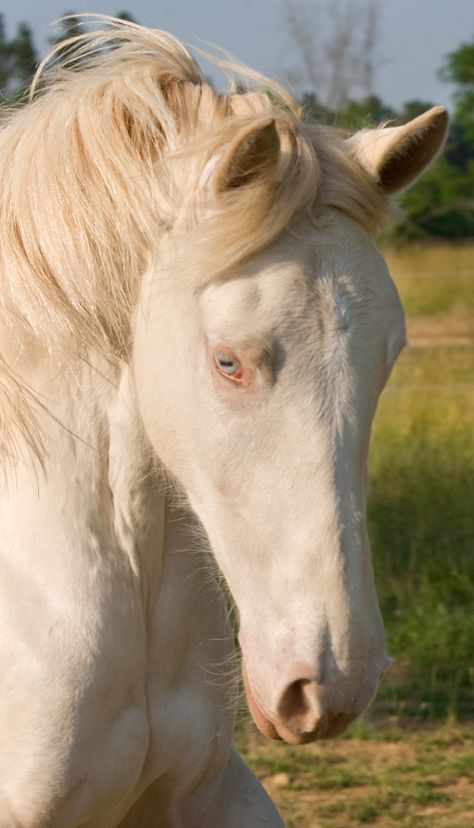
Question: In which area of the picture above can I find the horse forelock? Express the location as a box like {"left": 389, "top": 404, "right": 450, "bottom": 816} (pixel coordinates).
{"left": 0, "top": 15, "right": 389, "bottom": 462}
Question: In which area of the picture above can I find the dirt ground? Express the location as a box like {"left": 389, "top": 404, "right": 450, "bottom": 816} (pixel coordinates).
{"left": 237, "top": 723, "right": 474, "bottom": 827}
{"left": 407, "top": 314, "right": 474, "bottom": 347}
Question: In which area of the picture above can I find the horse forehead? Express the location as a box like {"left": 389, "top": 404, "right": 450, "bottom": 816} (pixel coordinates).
{"left": 202, "top": 218, "right": 394, "bottom": 340}
{"left": 246, "top": 218, "right": 383, "bottom": 303}
{"left": 200, "top": 259, "right": 305, "bottom": 337}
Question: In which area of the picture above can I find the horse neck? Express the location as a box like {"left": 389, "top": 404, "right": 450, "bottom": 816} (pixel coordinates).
{"left": 1, "top": 342, "right": 168, "bottom": 597}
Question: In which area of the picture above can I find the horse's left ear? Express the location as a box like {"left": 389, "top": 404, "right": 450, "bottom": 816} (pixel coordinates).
{"left": 211, "top": 118, "right": 281, "bottom": 194}
{"left": 348, "top": 106, "right": 448, "bottom": 194}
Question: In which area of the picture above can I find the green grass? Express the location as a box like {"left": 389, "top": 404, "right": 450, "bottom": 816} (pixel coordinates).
{"left": 368, "top": 342, "right": 474, "bottom": 719}
{"left": 359, "top": 245, "right": 474, "bottom": 721}
{"left": 369, "top": 322, "right": 474, "bottom": 717}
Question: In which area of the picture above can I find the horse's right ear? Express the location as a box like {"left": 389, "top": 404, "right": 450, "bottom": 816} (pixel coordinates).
{"left": 347, "top": 106, "right": 448, "bottom": 194}
{"left": 211, "top": 118, "right": 281, "bottom": 194}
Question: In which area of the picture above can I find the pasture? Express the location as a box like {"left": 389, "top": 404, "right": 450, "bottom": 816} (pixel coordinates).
{"left": 238, "top": 242, "right": 474, "bottom": 826}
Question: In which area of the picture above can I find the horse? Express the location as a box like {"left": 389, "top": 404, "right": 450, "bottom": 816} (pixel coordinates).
{"left": 0, "top": 15, "right": 447, "bottom": 828}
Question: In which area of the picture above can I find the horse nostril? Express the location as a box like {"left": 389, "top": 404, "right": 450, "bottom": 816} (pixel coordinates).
{"left": 277, "top": 678, "right": 321, "bottom": 733}
{"left": 275, "top": 677, "right": 356, "bottom": 742}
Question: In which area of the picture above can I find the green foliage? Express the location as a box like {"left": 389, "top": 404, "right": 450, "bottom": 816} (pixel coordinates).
{"left": 9, "top": 23, "right": 37, "bottom": 87}
{"left": 0, "top": 15, "right": 11, "bottom": 90}
{"left": 396, "top": 159, "right": 474, "bottom": 240}
{"left": 441, "top": 36, "right": 474, "bottom": 143}
{"left": 336, "top": 95, "right": 397, "bottom": 130}
{"left": 49, "top": 14, "right": 83, "bottom": 48}
{"left": 369, "top": 393, "right": 474, "bottom": 718}
{"left": 0, "top": 14, "right": 38, "bottom": 98}
{"left": 301, "top": 91, "right": 332, "bottom": 123}
{"left": 399, "top": 99, "right": 438, "bottom": 122}
{"left": 116, "top": 11, "right": 138, "bottom": 24}
{"left": 366, "top": 252, "right": 474, "bottom": 719}
{"left": 390, "top": 35, "right": 474, "bottom": 240}
{"left": 46, "top": 15, "right": 90, "bottom": 73}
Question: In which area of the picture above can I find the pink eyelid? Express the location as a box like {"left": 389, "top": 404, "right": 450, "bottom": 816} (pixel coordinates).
{"left": 220, "top": 366, "right": 244, "bottom": 382}
{"left": 211, "top": 345, "right": 251, "bottom": 386}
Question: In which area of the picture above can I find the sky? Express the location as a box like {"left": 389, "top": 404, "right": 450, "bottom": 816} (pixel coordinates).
{"left": 1, "top": 0, "right": 473, "bottom": 111}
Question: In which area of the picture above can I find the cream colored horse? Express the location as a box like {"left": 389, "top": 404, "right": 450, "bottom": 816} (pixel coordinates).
{"left": 0, "top": 16, "right": 447, "bottom": 828}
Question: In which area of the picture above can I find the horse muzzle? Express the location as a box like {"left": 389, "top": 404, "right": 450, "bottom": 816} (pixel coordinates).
{"left": 242, "top": 656, "right": 390, "bottom": 745}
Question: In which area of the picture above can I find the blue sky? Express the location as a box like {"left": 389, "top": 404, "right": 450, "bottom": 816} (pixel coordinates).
{"left": 2, "top": 0, "right": 473, "bottom": 110}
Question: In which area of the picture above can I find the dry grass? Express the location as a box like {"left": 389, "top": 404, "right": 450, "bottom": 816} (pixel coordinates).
{"left": 383, "top": 242, "right": 474, "bottom": 345}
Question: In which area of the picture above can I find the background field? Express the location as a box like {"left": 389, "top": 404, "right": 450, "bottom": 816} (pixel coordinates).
{"left": 238, "top": 242, "right": 474, "bottom": 827}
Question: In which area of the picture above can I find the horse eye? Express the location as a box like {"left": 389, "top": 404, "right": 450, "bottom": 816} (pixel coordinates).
{"left": 215, "top": 352, "right": 242, "bottom": 377}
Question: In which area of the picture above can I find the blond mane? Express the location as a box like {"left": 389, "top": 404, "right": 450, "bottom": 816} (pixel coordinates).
{"left": 0, "top": 15, "right": 388, "bottom": 461}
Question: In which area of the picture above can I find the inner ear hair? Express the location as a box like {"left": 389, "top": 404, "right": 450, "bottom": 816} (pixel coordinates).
{"left": 348, "top": 106, "right": 449, "bottom": 195}
{"left": 214, "top": 119, "right": 280, "bottom": 192}
{"left": 378, "top": 107, "right": 449, "bottom": 194}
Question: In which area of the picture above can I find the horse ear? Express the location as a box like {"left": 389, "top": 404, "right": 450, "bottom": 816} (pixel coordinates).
{"left": 348, "top": 106, "right": 448, "bottom": 194}
{"left": 212, "top": 118, "right": 280, "bottom": 193}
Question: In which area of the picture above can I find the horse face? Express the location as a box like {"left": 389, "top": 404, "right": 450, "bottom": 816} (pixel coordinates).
{"left": 133, "top": 211, "right": 404, "bottom": 744}
{"left": 134, "top": 105, "right": 447, "bottom": 744}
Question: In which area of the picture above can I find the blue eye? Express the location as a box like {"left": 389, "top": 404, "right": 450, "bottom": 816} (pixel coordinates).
{"left": 215, "top": 351, "right": 242, "bottom": 376}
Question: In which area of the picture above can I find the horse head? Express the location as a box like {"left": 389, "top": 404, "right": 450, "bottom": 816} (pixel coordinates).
{"left": 132, "top": 105, "right": 447, "bottom": 743}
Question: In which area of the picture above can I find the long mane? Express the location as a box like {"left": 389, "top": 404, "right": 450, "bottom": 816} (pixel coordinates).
{"left": 0, "top": 15, "right": 388, "bottom": 461}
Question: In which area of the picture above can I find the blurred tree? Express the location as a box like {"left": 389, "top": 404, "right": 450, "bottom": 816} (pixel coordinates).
{"left": 399, "top": 99, "right": 436, "bottom": 122}
{"left": 49, "top": 13, "right": 83, "bottom": 52}
{"left": 444, "top": 120, "right": 472, "bottom": 170}
{"left": 440, "top": 35, "right": 474, "bottom": 143}
{"left": 393, "top": 35, "right": 474, "bottom": 240}
{"left": 338, "top": 94, "right": 396, "bottom": 129}
{"left": 10, "top": 23, "right": 38, "bottom": 87}
{"left": 284, "top": 0, "right": 380, "bottom": 110}
{"left": 46, "top": 13, "right": 86, "bottom": 71}
{"left": 116, "top": 11, "right": 139, "bottom": 24}
{"left": 50, "top": 13, "right": 83, "bottom": 46}
{"left": 0, "top": 15, "right": 12, "bottom": 93}
{"left": 0, "top": 16, "right": 39, "bottom": 99}
{"left": 300, "top": 91, "right": 331, "bottom": 123}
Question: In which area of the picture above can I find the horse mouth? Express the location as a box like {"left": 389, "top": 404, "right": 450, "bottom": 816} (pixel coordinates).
{"left": 242, "top": 662, "right": 356, "bottom": 745}
{"left": 242, "top": 662, "right": 282, "bottom": 741}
